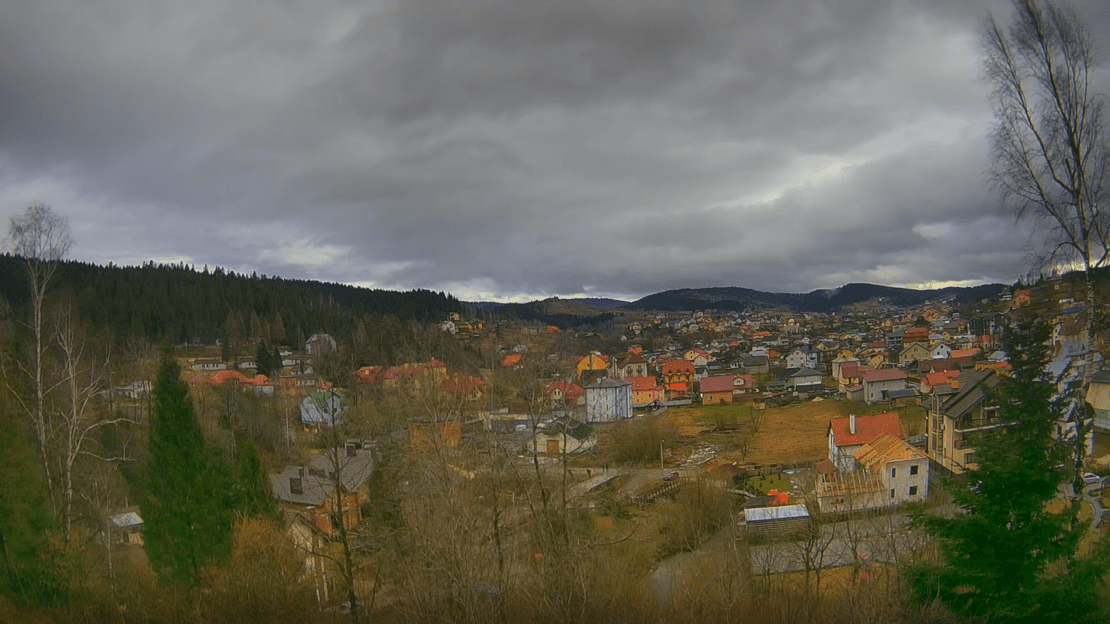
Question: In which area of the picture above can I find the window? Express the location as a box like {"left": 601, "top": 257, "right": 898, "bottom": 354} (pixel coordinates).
{"left": 910, "top": 464, "right": 919, "bottom": 476}
{"left": 909, "top": 485, "right": 918, "bottom": 496}
{"left": 891, "top": 467, "right": 897, "bottom": 478}
{"left": 890, "top": 489, "right": 895, "bottom": 498}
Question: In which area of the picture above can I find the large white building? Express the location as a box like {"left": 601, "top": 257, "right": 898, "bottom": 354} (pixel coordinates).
{"left": 584, "top": 378, "right": 632, "bottom": 423}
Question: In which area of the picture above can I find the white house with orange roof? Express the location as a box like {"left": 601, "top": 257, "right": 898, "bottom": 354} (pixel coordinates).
{"left": 817, "top": 431, "right": 929, "bottom": 513}
{"left": 826, "top": 412, "right": 903, "bottom": 471}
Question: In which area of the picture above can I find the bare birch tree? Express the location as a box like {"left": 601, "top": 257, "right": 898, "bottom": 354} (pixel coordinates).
{"left": 53, "top": 306, "right": 136, "bottom": 545}
{"left": 4, "top": 203, "right": 71, "bottom": 501}
{"left": 983, "top": 0, "right": 1108, "bottom": 465}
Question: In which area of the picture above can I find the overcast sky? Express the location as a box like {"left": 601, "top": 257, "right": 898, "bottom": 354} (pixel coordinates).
{"left": 3, "top": 0, "right": 1109, "bottom": 302}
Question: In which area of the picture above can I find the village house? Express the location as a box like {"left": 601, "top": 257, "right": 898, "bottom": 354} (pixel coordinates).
{"left": 269, "top": 442, "right": 374, "bottom": 536}
{"left": 305, "top": 333, "right": 337, "bottom": 356}
{"left": 662, "top": 359, "right": 696, "bottom": 399}
{"left": 629, "top": 376, "right": 665, "bottom": 407}
{"left": 1087, "top": 370, "right": 1110, "bottom": 432}
{"left": 861, "top": 368, "right": 908, "bottom": 404}
{"left": 576, "top": 352, "right": 609, "bottom": 382}
{"left": 700, "top": 375, "right": 737, "bottom": 405}
{"left": 190, "top": 357, "right": 226, "bottom": 372}
{"left": 816, "top": 433, "right": 929, "bottom": 513}
{"left": 786, "top": 345, "right": 821, "bottom": 371}
{"left": 612, "top": 351, "right": 649, "bottom": 379}
{"left": 925, "top": 368, "right": 1003, "bottom": 474}
{"left": 543, "top": 381, "right": 584, "bottom": 408}
{"left": 532, "top": 417, "right": 596, "bottom": 455}
{"left": 789, "top": 367, "right": 824, "bottom": 396}
{"left": 826, "top": 412, "right": 903, "bottom": 472}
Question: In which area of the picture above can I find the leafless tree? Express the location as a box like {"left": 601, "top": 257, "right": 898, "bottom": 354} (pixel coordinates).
{"left": 4, "top": 203, "right": 71, "bottom": 499}
{"left": 53, "top": 306, "right": 136, "bottom": 545}
{"left": 983, "top": 0, "right": 1108, "bottom": 465}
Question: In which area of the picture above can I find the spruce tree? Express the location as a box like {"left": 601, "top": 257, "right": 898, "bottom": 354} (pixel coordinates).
{"left": 233, "top": 437, "right": 277, "bottom": 521}
{"left": 908, "top": 323, "right": 1110, "bottom": 622}
{"left": 142, "top": 352, "right": 233, "bottom": 584}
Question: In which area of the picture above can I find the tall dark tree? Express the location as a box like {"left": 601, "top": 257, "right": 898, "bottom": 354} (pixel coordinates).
{"left": 233, "top": 437, "right": 277, "bottom": 521}
{"left": 142, "top": 352, "right": 233, "bottom": 584}
{"left": 255, "top": 342, "right": 273, "bottom": 378}
{"left": 908, "top": 323, "right": 1110, "bottom": 622}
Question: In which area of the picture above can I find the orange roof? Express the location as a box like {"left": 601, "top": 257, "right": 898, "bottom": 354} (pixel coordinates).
{"left": 501, "top": 353, "right": 523, "bottom": 367}
{"left": 208, "top": 370, "right": 248, "bottom": 385}
{"left": 828, "top": 412, "right": 902, "bottom": 447}
{"left": 543, "top": 381, "right": 583, "bottom": 400}
{"left": 923, "top": 370, "right": 960, "bottom": 387}
{"left": 662, "top": 359, "right": 695, "bottom": 375}
{"left": 628, "top": 377, "right": 661, "bottom": 391}
{"left": 949, "top": 348, "right": 981, "bottom": 359}
{"left": 855, "top": 433, "right": 927, "bottom": 469}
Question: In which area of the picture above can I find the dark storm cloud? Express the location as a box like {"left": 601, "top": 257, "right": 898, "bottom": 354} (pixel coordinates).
{"left": 2, "top": 0, "right": 1106, "bottom": 301}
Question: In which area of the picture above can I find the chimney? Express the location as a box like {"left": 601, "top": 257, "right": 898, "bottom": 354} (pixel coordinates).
{"left": 849, "top": 413, "right": 856, "bottom": 435}
{"left": 346, "top": 442, "right": 357, "bottom": 457}
{"left": 289, "top": 477, "right": 303, "bottom": 495}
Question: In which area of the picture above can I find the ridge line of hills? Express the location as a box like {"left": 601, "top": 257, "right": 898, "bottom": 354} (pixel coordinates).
{"left": 474, "top": 282, "right": 1008, "bottom": 319}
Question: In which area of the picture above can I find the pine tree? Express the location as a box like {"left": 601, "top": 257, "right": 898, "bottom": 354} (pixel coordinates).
{"left": 255, "top": 343, "right": 273, "bottom": 378}
{"left": 908, "top": 323, "right": 1110, "bottom": 622}
{"left": 142, "top": 352, "right": 233, "bottom": 584}
{"left": 233, "top": 437, "right": 277, "bottom": 521}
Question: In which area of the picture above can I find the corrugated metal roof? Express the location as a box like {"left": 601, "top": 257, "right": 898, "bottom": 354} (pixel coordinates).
{"left": 746, "top": 504, "right": 811, "bottom": 522}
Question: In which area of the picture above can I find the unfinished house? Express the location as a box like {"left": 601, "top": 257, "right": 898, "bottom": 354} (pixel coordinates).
{"left": 816, "top": 433, "right": 930, "bottom": 513}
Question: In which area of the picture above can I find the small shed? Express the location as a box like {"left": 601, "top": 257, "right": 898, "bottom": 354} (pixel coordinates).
{"left": 742, "top": 504, "right": 811, "bottom": 537}
{"left": 109, "top": 508, "right": 144, "bottom": 545}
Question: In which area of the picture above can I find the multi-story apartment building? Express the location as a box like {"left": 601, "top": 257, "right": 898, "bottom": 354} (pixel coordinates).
{"left": 925, "top": 369, "right": 1003, "bottom": 474}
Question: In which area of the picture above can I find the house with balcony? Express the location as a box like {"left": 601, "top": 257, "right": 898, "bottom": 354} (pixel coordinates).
{"left": 925, "top": 368, "right": 1003, "bottom": 474}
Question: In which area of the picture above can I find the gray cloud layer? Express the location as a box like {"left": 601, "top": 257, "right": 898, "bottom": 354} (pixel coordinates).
{"left": 3, "top": 0, "right": 1109, "bottom": 301}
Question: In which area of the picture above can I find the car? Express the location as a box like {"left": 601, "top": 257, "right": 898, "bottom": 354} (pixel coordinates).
{"left": 663, "top": 471, "right": 679, "bottom": 481}
{"left": 1082, "top": 472, "right": 1102, "bottom": 486}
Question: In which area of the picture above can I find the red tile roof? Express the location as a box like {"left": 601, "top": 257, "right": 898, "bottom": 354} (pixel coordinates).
{"left": 699, "top": 375, "right": 736, "bottom": 393}
{"left": 828, "top": 412, "right": 903, "bottom": 447}
{"left": 662, "top": 359, "right": 695, "bottom": 375}
{"left": 501, "top": 353, "right": 523, "bottom": 367}
{"left": 861, "top": 369, "right": 906, "bottom": 383}
{"left": 923, "top": 370, "right": 960, "bottom": 387}
{"left": 629, "top": 377, "right": 660, "bottom": 391}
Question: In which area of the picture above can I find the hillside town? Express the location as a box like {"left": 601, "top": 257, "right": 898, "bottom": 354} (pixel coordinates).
{"left": 78, "top": 270, "right": 1104, "bottom": 621}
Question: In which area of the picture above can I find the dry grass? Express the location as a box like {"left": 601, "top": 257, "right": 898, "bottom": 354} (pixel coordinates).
{"left": 671, "top": 400, "right": 927, "bottom": 467}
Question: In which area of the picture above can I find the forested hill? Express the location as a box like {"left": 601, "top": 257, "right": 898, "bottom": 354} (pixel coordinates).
{"left": 0, "top": 255, "right": 464, "bottom": 348}
{"left": 625, "top": 282, "right": 1008, "bottom": 313}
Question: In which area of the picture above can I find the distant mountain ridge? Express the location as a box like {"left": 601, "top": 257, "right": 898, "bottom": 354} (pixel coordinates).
{"left": 623, "top": 282, "right": 1006, "bottom": 314}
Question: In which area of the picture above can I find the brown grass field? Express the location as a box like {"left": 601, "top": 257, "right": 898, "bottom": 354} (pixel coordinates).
{"left": 670, "top": 400, "right": 926, "bottom": 467}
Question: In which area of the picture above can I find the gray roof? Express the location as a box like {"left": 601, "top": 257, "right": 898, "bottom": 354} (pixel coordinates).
{"left": 1091, "top": 370, "right": 1110, "bottom": 385}
{"left": 537, "top": 417, "right": 593, "bottom": 442}
{"left": 746, "top": 504, "right": 811, "bottom": 522}
{"left": 299, "top": 390, "right": 347, "bottom": 426}
{"left": 110, "top": 509, "right": 143, "bottom": 529}
{"left": 270, "top": 446, "right": 374, "bottom": 506}
{"left": 790, "top": 367, "right": 822, "bottom": 378}
{"left": 940, "top": 369, "right": 999, "bottom": 418}
{"left": 585, "top": 377, "right": 631, "bottom": 389}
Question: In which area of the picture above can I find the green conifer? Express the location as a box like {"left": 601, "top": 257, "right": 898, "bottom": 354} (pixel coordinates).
{"left": 142, "top": 352, "right": 233, "bottom": 584}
